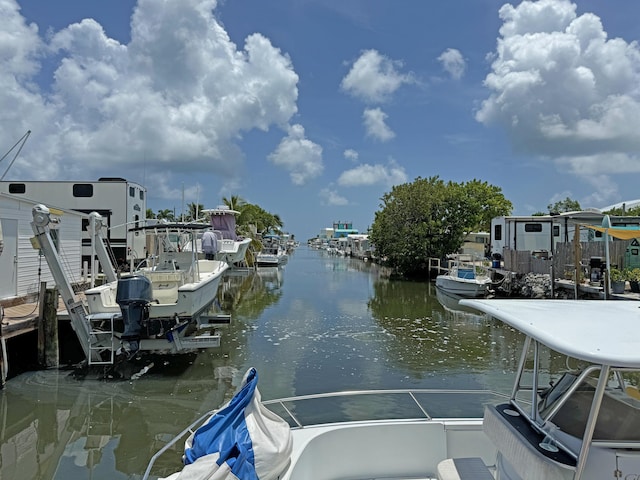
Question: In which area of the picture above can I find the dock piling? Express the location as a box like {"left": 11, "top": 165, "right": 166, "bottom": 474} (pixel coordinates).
{"left": 38, "top": 283, "right": 59, "bottom": 368}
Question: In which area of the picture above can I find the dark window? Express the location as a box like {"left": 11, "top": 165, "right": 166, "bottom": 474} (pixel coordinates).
{"left": 553, "top": 225, "right": 560, "bottom": 236}
{"left": 135, "top": 214, "right": 140, "bottom": 229}
{"left": 82, "top": 218, "right": 90, "bottom": 231}
{"left": 8, "top": 183, "right": 26, "bottom": 194}
{"left": 595, "top": 231, "right": 603, "bottom": 238}
{"left": 73, "top": 184, "right": 93, "bottom": 197}
{"left": 129, "top": 186, "right": 135, "bottom": 197}
{"left": 524, "top": 223, "right": 543, "bottom": 233}
{"left": 494, "top": 224, "right": 502, "bottom": 241}
{"left": 139, "top": 190, "right": 144, "bottom": 200}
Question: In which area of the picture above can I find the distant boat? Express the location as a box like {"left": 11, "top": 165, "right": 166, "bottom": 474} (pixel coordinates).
{"left": 256, "top": 236, "right": 288, "bottom": 267}
{"left": 435, "top": 254, "right": 492, "bottom": 298}
{"left": 201, "top": 205, "right": 252, "bottom": 268}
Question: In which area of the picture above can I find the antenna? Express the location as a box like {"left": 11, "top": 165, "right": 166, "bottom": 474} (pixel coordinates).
{"left": 0, "top": 130, "right": 31, "bottom": 181}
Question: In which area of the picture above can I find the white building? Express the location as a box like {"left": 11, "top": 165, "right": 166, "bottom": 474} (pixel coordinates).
{"left": 0, "top": 193, "right": 84, "bottom": 302}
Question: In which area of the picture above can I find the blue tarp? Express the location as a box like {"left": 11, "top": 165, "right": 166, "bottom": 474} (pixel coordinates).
{"left": 167, "top": 368, "right": 292, "bottom": 480}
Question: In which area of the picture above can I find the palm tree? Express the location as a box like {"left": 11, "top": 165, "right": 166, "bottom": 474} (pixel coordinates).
{"left": 156, "top": 209, "right": 175, "bottom": 221}
{"left": 146, "top": 208, "right": 156, "bottom": 219}
{"left": 186, "top": 202, "right": 205, "bottom": 222}
{"left": 223, "top": 195, "right": 247, "bottom": 213}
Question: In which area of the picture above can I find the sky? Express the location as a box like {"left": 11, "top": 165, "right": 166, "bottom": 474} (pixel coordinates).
{"left": 3, "top": 0, "right": 640, "bottom": 240}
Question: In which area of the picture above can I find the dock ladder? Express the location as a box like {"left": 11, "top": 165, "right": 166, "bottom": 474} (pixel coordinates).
{"left": 87, "top": 313, "right": 117, "bottom": 365}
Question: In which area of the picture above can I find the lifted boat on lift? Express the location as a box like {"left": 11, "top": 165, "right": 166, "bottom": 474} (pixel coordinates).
{"left": 30, "top": 205, "right": 229, "bottom": 367}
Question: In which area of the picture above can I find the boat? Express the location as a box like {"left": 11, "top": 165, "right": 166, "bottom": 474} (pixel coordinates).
{"left": 255, "top": 236, "right": 288, "bottom": 267}
{"left": 435, "top": 254, "right": 492, "bottom": 297}
{"left": 201, "top": 205, "right": 252, "bottom": 268}
{"left": 31, "top": 205, "right": 229, "bottom": 364}
{"left": 144, "top": 298, "right": 640, "bottom": 479}
{"left": 84, "top": 222, "right": 229, "bottom": 322}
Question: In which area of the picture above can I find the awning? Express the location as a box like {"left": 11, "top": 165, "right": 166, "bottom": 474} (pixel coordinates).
{"left": 582, "top": 224, "right": 640, "bottom": 240}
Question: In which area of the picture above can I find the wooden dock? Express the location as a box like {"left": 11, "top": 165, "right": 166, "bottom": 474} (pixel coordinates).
{"left": 2, "top": 296, "right": 66, "bottom": 339}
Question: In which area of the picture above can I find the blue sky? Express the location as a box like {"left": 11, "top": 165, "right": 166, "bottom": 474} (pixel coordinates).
{"left": 3, "top": 0, "right": 640, "bottom": 240}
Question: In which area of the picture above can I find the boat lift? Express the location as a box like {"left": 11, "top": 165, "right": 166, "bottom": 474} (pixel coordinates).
{"left": 30, "top": 204, "right": 224, "bottom": 366}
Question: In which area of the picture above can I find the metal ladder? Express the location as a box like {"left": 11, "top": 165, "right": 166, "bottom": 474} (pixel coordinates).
{"left": 87, "top": 313, "right": 117, "bottom": 365}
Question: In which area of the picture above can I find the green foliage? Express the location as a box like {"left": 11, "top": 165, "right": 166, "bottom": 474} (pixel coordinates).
{"left": 625, "top": 268, "right": 640, "bottom": 282}
{"left": 603, "top": 205, "right": 640, "bottom": 216}
{"left": 369, "top": 176, "right": 511, "bottom": 278}
{"left": 547, "top": 197, "right": 581, "bottom": 214}
{"left": 185, "top": 202, "right": 205, "bottom": 222}
{"left": 146, "top": 208, "right": 156, "bottom": 219}
{"left": 223, "top": 195, "right": 247, "bottom": 212}
{"left": 156, "top": 209, "right": 175, "bottom": 221}
{"left": 610, "top": 267, "right": 625, "bottom": 282}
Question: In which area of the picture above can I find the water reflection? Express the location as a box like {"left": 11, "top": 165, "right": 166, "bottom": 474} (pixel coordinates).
{"left": 0, "top": 246, "right": 539, "bottom": 479}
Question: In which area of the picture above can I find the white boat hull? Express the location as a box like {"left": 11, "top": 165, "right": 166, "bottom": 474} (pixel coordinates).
{"left": 85, "top": 260, "right": 228, "bottom": 319}
{"left": 435, "top": 274, "right": 491, "bottom": 297}
{"left": 215, "top": 237, "right": 252, "bottom": 266}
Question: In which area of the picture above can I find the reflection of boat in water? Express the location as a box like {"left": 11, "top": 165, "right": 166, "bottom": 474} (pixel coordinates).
{"left": 147, "top": 299, "right": 640, "bottom": 480}
{"left": 435, "top": 285, "right": 487, "bottom": 318}
{"left": 255, "top": 266, "right": 284, "bottom": 291}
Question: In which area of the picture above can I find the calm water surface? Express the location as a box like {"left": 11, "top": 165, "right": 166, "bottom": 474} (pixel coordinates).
{"left": 1, "top": 246, "right": 529, "bottom": 479}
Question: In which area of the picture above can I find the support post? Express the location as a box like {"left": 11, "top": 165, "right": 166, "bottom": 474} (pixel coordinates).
{"left": 0, "top": 305, "right": 6, "bottom": 389}
{"left": 38, "top": 284, "right": 59, "bottom": 368}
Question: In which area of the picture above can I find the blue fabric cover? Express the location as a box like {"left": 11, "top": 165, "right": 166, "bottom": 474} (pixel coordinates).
{"left": 184, "top": 368, "right": 259, "bottom": 479}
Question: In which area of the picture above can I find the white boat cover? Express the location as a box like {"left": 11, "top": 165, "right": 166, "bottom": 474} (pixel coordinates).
{"left": 460, "top": 299, "right": 640, "bottom": 368}
{"left": 161, "top": 368, "right": 292, "bottom": 480}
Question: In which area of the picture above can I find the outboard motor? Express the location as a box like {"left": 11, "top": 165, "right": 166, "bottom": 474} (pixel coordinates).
{"left": 116, "top": 275, "right": 153, "bottom": 353}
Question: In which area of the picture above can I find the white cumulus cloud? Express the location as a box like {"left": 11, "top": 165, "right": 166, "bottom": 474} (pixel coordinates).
{"left": 268, "top": 124, "right": 324, "bottom": 185}
{"left": 363, "top": 107, "right": 395, "bottom": 141}
{"left": 340, "top": 49, "right": 413, "bottom": 103}
{"left": 0, "top": 0, "right": 300, "bottom": 198}
{"left": 319, "top": 187, "right": 349, "bottom": 206}
{"left": 476, "top": 0, "right": 640, "bottom": 172}
{"left": 343, "top": 148, "right": 359, "bottom": 162}
{"left": 437, "top": 48, "right": 466, "bottom": 80}
{"left": 337, "top": 160, "right": 406, "bottom": 187}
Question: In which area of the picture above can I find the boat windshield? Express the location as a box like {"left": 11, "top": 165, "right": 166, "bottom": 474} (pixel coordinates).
{"left": 538, "top": 369, "right": 640, "bottom": 442}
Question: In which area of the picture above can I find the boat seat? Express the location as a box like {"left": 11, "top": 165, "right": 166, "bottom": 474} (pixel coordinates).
{"left": 483, "top": 405, "right": 574, "bottom": 480}
{"left": 437, "top": 457, "right": 493, "bottom": 480}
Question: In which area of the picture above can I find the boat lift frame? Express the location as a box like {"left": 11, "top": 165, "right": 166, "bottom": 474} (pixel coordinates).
{"left": 30, "top": 204, "right": 223, "bottom": 365}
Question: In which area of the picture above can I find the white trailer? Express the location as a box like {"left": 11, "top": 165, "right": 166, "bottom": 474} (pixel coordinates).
{"left": 0, "top": 178, "right": 146, "bottom": 269}
{"left": 0, "top": 193, "right": 84, "bottom": 301}
{"left": 490, "top": 210, "right": 640, "bottom": 258}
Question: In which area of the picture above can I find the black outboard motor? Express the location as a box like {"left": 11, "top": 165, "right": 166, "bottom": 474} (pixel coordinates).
{"left": 116, "top": 275, "right": 153, "bottom": 353}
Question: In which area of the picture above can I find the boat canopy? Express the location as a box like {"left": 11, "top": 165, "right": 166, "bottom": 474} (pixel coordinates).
{"left": 203, "top": 207, "right": 238, "bottom": 241}
{"left": 460, "top": 299, "right": 640, "bottom": 368}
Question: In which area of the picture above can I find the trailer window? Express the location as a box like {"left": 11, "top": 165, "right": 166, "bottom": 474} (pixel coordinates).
{"left": 494, "top": 224, "right": 502, "bottom": 241}
{"left": 73, "top": 184, "right": 93, "bottom": 197}
{"left": 8, "top": 183, "right": 26, "bottom": 194}
{"left": 524, "top": 223, "right": 543, "bottom": 232}
{"left": 553, "top": 225, "right": 560, "bottom": 236}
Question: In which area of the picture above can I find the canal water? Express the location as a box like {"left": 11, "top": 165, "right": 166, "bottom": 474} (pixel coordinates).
{"left": 1, "top": 246, "right": 527, "bottom": 479}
